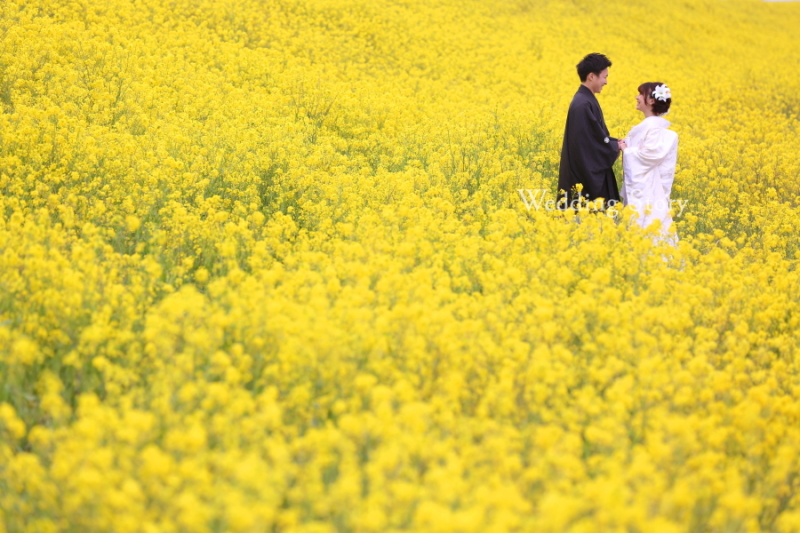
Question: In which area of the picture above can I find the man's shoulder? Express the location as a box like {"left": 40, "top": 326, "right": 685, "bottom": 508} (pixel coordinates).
{"left": 569, "top": 90, "right": 596, "bottom": 112}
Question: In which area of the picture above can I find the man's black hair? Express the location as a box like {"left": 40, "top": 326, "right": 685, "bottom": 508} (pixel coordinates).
{"left": 577, "top": 53, "right": 612, "bottom": 82}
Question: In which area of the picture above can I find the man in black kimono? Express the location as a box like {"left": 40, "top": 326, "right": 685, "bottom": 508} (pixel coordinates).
{"left": 558, "top": 53, "right": 622, "bottom": 209}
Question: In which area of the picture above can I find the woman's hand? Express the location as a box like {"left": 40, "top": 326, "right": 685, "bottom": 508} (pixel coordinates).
{"left": 618, "top": 140, "right": 628, "bottom": 151}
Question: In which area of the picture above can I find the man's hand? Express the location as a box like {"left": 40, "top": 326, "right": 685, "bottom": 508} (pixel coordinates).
{"left": 618, "top": 140, "right": 627, "bottom": 151}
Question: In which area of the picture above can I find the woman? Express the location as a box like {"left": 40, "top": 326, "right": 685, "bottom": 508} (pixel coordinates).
{"left": 618, "top": 82, "right": 678, "bottom": 241}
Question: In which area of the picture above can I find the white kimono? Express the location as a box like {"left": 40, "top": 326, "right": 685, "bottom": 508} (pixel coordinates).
{"left": 621, "top": 116, "right": 678, "bottom": 239}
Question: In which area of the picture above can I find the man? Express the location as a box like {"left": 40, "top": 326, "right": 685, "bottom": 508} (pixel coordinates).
{"left": 558, "top": 53, "right": 622, "bottom": 209}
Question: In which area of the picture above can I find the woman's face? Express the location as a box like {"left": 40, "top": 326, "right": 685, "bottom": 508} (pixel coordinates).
{"left": 636, "top": 92, "right": 654, "bottom": 114}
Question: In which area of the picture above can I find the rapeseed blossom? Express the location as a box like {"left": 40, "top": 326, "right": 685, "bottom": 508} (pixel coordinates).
{"left": 2, "top": 0, "right": 800, "bottom": 531}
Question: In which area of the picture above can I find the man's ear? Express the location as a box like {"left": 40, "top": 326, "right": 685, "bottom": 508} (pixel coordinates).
{"left": 586, "top": 72, "right": 596, "bottom": 83}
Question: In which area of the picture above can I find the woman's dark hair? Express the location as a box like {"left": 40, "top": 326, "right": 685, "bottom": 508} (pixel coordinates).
{"left": 638, "top": 82, "right": 671, "bottom": 115}
{"left": 576, "top": 53, "right": 612, "bottom": 82}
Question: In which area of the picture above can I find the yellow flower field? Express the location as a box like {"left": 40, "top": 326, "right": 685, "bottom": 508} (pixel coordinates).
{"left": 2, "top": 0, "right": 800, "bottom": 531}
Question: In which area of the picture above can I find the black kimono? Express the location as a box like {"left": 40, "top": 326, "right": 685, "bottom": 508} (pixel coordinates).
{"left": 558, "top": 85, "right": 620, "bottom": 207}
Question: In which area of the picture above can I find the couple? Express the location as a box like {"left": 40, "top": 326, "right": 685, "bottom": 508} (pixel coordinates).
{"left": 558, "top": 53, "right": 678, "bottom": 240}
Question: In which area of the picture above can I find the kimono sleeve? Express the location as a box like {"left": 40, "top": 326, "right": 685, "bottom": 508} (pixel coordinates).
{"left": 578, "top": 101, "right": 619, "bottom": 167}
{"left": 623, "top": 128, "right": 676, "bottom": 179}
{"left": 659, "top": 131, "right": 679, "bottom": 195}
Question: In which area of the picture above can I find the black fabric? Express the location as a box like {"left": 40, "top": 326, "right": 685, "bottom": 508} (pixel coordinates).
{"left": 558, "top": 85, "right": 620, "bottom": 207}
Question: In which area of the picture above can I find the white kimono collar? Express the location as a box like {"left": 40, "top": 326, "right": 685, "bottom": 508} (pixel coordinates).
{"left": 643, "top": 115, "right": 671, "bottom": 129}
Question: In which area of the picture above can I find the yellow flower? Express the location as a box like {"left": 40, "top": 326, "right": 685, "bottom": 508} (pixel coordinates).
{"left": 2, "top": 0, "right": 800, "bottom": 530}
{"left": 0, "top": 403, "right": 26, "bottom": 440}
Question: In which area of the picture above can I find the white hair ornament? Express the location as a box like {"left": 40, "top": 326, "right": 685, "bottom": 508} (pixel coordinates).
{"left": 653, "top": 84, "right": 671, "bottom": 102}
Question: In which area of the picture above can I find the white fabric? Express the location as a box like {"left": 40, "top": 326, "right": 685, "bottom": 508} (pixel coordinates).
{"left": 621, "top": 116, "right": 679, "bottom": 239}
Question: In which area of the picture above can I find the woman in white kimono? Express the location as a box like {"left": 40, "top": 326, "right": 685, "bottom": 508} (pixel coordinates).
{"left": 618, "top": 82, "right": 678, "bottom": 241}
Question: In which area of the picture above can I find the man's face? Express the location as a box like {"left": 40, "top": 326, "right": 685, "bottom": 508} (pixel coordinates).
{"left": 587, "top": 68, "right": 609, "bottom": 94}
